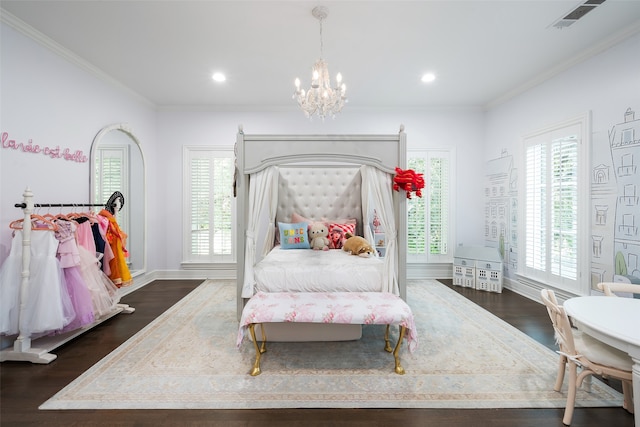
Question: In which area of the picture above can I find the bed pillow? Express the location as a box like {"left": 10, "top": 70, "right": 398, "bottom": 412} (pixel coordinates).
{"left": 291, "top": 212, "right": 314, "bottom": 226}
{"left": 328, "top": 222, "right": 357, "bottom": 249}
{"left": 278, "top": 221, "right": 310, "bottom": 249}
{"left": 292, "top": 212, "right": 357, "bottom": 230}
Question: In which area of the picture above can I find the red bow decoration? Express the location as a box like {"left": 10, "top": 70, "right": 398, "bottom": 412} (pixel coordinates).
{"left": 393, "top": 167, "right": 425, "bottom": 198}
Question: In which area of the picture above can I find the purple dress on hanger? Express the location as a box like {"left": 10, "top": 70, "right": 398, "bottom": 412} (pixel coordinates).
{"left": 55, "top": 220, "right": 95, "bottom": 332}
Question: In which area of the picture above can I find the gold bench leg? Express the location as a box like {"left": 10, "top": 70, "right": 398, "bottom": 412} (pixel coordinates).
{"left": 384, "top": 324, "right": 393, "bottom": 353}
{"left": 248, "top": 323, "right": 267, "bottom": 376}
{"left": 392, "top": 326, "right": 406, "bottom": 375}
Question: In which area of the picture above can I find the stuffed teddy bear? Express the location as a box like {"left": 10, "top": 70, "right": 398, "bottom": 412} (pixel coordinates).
{"left": 342, "top": 232, "right": 375, "bottom": 257}
{"left": 309, "top": 222, "right": 330, "bottom": 251}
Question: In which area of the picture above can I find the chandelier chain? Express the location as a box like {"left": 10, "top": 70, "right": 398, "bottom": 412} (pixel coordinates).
{"left": 319, "top": 17, "right": 324, "bottom": 59}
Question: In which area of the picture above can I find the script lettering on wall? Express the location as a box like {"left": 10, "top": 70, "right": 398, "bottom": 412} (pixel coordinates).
{"left": 1, "top": 132, "right": 88, "bottom": 163}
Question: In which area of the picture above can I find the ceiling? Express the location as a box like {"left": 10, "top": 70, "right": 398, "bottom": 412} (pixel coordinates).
{"left": 2, "top": 0, "right": 640, "bottom": 111}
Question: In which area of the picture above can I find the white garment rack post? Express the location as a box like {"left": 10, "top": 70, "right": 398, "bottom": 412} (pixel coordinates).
{"left": 0, "top": 187, "right": 135, "bottom": 364}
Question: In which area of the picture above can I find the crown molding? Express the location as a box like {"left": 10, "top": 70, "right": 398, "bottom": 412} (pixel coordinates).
{"left": 1, "top": 8, "right": 156, "bottom": 109}
{"left": 485, "top": 19, "right": 640, "bottom": 110}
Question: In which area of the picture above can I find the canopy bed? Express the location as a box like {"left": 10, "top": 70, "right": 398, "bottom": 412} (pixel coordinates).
{"left": 235, "top": 125, "right": 408, "bottom": 341}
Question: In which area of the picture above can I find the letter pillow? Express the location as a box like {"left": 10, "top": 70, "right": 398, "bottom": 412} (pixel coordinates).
{"left": 278, "top": 222, "right": 310, "bottom": 249}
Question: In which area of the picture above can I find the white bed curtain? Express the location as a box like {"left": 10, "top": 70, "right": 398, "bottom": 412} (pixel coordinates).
{"left": 241, "top": 166, "right": 279, "bottom": 298}
{"left": 361, "top": 165, "right": 399, "bottom": 295}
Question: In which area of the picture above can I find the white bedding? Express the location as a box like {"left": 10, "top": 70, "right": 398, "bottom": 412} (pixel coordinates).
{"left": 254, "top": 246, "right": 384, "bottom": 293}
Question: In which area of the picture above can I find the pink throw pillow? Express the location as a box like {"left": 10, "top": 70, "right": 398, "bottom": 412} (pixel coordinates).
{"left": 328, "top": 222, "right": 356, "bottom": 249}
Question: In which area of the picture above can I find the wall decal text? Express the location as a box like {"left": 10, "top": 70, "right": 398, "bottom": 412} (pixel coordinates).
{"left": 1, "top": 132, "right": 88, "bottom": 163}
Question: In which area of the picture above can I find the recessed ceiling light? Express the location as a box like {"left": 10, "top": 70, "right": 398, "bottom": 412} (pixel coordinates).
{"left": 212, "top": 72, "right": 226, "bottom": 82}
{"left": 421, "top": 73, "right": 436, "bottom": 83}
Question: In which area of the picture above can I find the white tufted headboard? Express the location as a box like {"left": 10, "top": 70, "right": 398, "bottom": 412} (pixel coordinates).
{"left": 277, "top": 166, "right": 363, "bottom": 235}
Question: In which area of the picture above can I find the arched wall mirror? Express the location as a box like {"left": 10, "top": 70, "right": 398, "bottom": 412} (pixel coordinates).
{"left": 90, "top": 123, "right": 146, "bottom": 277}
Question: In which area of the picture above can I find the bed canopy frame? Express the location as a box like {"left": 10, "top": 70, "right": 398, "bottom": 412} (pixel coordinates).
{"left": 235, "top": 125, "right": 408, "bottom": 318}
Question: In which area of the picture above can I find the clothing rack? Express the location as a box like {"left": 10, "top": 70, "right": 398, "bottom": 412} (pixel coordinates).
{"left": 14, "top": 189, "right": 124, "bottom": 214}
{"left": 15, "top": 203, "right": 105, "bottom": 208}
{"left": 0, "top": 187, "right": 134, "bottom": 364}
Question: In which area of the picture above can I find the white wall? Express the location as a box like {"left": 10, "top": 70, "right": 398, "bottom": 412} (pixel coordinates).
{"left": 0, "top": 20, "right": 497, "bottom": 275}
{"left": 154, "top": 109, "right": 486, "bottom": 270}
{"left": 484, "top": 32, "right": 640, "bottom": 295}
{"left": 0, "top": 23, "right": 157, "bottom": 266}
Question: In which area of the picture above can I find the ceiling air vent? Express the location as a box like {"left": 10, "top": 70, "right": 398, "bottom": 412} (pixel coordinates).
{"left": 550, "top": 0, "right": 606, "bottom": 29}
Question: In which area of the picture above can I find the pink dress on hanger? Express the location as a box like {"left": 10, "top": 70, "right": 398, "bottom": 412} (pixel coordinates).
{"left": 76, "top": 220, "right": 97, "bottom": 255}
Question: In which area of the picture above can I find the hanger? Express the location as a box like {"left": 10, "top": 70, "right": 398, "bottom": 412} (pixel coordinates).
{"left": 9, "top": 214, "right": 58, "bottom": 231}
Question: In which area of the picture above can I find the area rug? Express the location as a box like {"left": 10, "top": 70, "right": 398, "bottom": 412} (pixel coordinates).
{"left": 40, "top": 280, "right": 622, "bottom": 410}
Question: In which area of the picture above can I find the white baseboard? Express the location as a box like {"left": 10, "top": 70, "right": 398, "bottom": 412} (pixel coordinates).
{"left": 407, "top": 263, "right": 452, "bottom": 280}
{"left": 500, "top": 275, "right": 585, "bottom": 305}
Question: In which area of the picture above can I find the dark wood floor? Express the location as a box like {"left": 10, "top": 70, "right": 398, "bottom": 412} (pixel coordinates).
{"left": 0, "top": 279, "right": 634, "bottom": 427}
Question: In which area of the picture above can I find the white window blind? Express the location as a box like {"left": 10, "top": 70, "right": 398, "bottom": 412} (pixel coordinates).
{"left": 407, "top": 150, "right": 454, "bottom": 262}
{"left": 522, "top": 116, "right": 587, "bottom": 292}
{"left": 184, "top": 147, "right": 235, "bottom": 263}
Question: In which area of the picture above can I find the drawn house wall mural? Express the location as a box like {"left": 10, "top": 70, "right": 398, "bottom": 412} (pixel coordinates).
{"left": 485, "top": 107, "right": 639, "bottom": 288}
{"left": 484, "top": 151, "right": 517, "bottom": 277}
{"left": 591, "top": 107, "right": 640, "bottom": 287}
{"left": 607, "top": 108, "right": 640, "bottom": 285}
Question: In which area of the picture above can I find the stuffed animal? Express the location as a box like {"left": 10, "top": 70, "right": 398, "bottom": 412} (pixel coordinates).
{"left": 342, "top": 232, "right": 375, "bottom": 257}
{"left": 309, "top": 222, "right": 330, "bottom": 251}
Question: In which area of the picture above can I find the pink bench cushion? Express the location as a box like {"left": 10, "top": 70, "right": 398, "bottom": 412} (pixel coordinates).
{"left": 237, "top": 292, "right": 418, "bottom": 352}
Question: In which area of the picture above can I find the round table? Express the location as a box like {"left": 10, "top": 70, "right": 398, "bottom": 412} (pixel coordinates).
{"left": 564, "top": 296, "right": 640, "bottom": 426}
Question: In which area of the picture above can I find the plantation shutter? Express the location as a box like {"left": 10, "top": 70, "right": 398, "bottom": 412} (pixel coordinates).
{"left": 190, "top": 157, "right": 210, "bottom": 256}
{"left": 429, "top": 156, "right": 449, "bottom": 255}
{"left": 212, "top": 157, "right": 233, "bottom": 257}
{"left": 94, "top": 146, "right": 129, "bottom": 230}
{"left": 550, "top": 135, "right": 578, "bottom": 280}
{"left": 407, "top": 157, "right": 426, "bottom": 256}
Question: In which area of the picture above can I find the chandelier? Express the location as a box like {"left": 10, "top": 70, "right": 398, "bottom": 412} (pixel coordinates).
{"left": 293, "top": 6, "right": 347, "bottom": 120}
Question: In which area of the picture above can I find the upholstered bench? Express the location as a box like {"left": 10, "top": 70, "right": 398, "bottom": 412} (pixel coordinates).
{"left": 236, "top": 291, "right": 418, "bottom": 376}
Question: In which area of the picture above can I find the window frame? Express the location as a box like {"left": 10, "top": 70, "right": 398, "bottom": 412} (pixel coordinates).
{"left": 518, "top": 112, "right": 591, "bottom": 294}
{"left": 182, "top": 146, "right": 236, "bottom": 264}
{"left": 406, "top": 148, "right": 455, "bottom": 263}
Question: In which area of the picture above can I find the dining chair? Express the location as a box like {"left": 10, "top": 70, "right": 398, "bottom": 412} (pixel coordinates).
{"left": 597, "top": 282, "right": 640, "bottom": 298}
{"left": 540, "top": 289, "right": 634, "bottom": 425}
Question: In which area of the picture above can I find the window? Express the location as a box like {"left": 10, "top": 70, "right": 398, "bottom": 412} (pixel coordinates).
{"left": 183, "top": 147, "right": 235, "bottom": 263}
{"left": 93, "top": 145, "right": 129, "bottom": 233}
{"left": 407, "top": 150, "right": 454, "bottom": 262}
{"left": 520, "top": 114, "right": 589, "bottom": 292}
